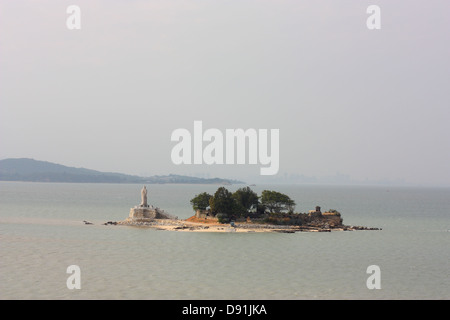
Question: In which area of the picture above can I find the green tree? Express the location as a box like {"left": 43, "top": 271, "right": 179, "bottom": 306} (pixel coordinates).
{"left": 260, "top": 190, "right": 296, "bottom": 214}
{"left": 232, "top": 186, "right": 259, "bottom": 214}
{"left": 190, "top": 192, "right": 212, "bottom": 211}
{"left": 209, "top": 187, "right": 235, "bottom": 216}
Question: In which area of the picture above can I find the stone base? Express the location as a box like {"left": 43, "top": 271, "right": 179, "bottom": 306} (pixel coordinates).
{"left": 128, "top": 207, "right": 162, "bottom": 221}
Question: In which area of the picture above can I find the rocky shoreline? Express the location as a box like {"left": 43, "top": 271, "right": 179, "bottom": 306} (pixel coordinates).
{"left": 100, "top": 218, "right": 381, "bottom": 233}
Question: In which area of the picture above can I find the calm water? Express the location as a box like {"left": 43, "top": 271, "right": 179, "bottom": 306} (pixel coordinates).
{"left": 0, "top": 182, "right": 449, "bottom": 299}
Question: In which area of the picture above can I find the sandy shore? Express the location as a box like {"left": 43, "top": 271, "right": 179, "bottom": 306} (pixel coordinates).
{"left": 116, "top": 219, "right": 290, "bottom": 232}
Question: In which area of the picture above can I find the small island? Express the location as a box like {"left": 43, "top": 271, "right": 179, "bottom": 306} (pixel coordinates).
{"left": 112, "top": 186, "right": 380, "bottom": 233}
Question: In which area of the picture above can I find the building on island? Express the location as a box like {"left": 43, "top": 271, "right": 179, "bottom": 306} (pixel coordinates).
{"left": 308, "top": 206, "right": 342, "bottom": 227}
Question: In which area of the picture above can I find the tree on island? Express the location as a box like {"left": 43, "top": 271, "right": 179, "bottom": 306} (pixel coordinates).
{"left": 260, "top": 190, "right": 296, "bottom": 214}
{"left": 189, "top": 186, "right": 298, "bottom": 223}
{"left": 232, "top": 186, "right": 259, "bottom": 214}
{"left": 209, "top": 187, "right": 235, "bottom": 214}
{"left": 209, "top": 187, "right": 237, "bottom": 223}
{"left": 190, "top": 192, "right": 212, "bottom": 211}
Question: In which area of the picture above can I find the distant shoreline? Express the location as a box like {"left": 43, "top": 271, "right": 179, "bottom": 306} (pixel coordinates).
{"left": 0, "top": 158, "right": 244, "bottom": 185}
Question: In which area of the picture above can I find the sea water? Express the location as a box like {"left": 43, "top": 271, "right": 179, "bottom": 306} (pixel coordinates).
{"left": 0, "top": 182, "right": 449, "bottom": 299}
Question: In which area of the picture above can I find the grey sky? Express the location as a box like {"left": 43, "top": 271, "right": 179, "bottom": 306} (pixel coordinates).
{"left": 1, "top": 1, "right": 449, "bottom": 186}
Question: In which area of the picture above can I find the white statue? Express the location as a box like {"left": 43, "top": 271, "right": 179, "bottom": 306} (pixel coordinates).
{"left": 140, "top": 186, "right": 148, "bottom": 207}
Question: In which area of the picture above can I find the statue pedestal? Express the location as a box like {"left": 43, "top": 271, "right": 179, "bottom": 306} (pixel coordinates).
{"left": 128, "top": 206, "right": 161, "bottom": 221}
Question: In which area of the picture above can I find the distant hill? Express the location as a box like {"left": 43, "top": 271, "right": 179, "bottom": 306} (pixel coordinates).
{"left": 0, "top": 158, "right": 244, "bottom": 185}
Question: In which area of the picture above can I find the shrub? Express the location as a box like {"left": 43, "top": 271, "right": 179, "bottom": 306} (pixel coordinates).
{"left": 216, "top": 213, "right": 231, "bottom": 224}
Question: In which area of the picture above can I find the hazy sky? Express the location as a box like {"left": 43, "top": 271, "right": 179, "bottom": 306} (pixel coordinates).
{"left": 1, "top": 1, "right": 449, "bottom": 186}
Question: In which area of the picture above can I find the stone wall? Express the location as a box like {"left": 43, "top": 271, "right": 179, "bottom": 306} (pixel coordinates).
{"left": 129, "top": 207, "right": 162, "bottom": 221}
{"left": 320, "top": 212, "right": 343, "bottom": 227}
